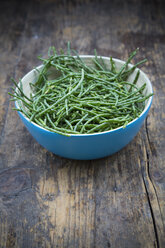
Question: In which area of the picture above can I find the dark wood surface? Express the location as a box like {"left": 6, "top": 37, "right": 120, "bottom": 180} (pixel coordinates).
{"left": 0, "top": 0, "right": 165, "bottom": 247}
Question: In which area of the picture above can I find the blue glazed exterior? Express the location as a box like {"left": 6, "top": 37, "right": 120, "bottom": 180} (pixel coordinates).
{"left": 17, "top": 97, "right": 152, "bottom": 160}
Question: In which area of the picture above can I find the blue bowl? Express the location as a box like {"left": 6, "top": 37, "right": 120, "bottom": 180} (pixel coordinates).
{"left": 15, "top": 56, "right": 153, "bottom": 160}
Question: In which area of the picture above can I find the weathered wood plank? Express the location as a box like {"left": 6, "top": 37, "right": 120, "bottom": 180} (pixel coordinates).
{"left": 0, "top": 0, "right": 164, "bottom": 247}
{"left": 144, "top": 44, "right": 165, "bottom": 247}
{"left": 120, "top": 1, "right": 165, "bottom": 246}
{"left": 0, "top": 0, "right": 29, "bottom": 145}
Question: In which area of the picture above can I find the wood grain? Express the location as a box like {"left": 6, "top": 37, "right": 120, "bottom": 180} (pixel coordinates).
{"left": 0, "top": 0, "right": 165, "bottom": 247}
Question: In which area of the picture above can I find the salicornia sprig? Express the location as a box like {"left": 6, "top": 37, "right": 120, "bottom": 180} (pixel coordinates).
{"left": 10, "top": 43, "right": 153, "bottom": 135}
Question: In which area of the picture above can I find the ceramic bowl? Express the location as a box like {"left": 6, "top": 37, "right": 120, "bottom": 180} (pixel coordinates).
{"left": 15, "top": 56, "right": 153, "bottom": 160}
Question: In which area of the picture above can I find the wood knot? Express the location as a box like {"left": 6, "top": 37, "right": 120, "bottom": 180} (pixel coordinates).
{"left": 0, "top": 167, "right": 31, "bottom": 197}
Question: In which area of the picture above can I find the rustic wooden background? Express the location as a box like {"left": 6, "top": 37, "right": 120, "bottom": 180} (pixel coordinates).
{"left": 0, "top": 0, "right": 165, "bottom": 247}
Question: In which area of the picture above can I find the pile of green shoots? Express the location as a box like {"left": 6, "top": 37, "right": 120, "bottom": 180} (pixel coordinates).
{"left": 10, "top": 43, "right": 153, "bottom": 136}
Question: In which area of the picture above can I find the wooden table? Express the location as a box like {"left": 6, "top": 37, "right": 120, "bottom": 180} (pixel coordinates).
{"left": 0, "top": 0, "right": 164, "bottom": 247}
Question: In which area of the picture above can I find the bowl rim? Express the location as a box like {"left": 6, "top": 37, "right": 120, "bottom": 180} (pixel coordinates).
{"left": 15, "top": 55, "right": 153, "bottom": 137}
